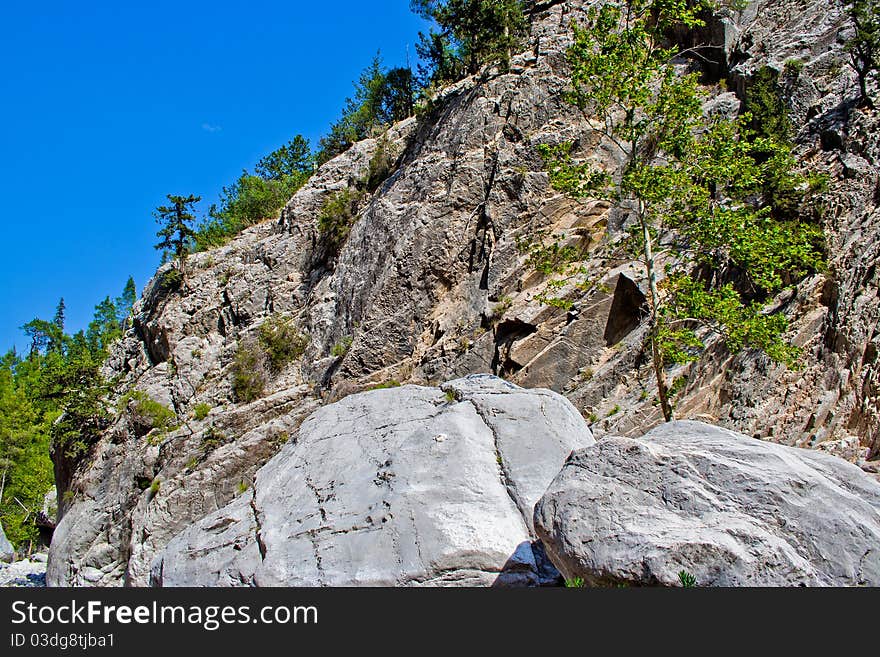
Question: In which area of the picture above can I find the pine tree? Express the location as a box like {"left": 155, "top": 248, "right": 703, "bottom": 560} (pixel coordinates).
{"left": 848, "top": 0, "right": 879, "bottom": 108}
{"left": 116, "top": 277, "right": 136, "bottom": 329}
{"left": 412, "top": 0, "right": 528, "bottom": 84}
{"left": 154, "top": 194, "right": 200, "bottom": 288}
{"left": 255, "top": 136, "right": 313, "bottom": 181}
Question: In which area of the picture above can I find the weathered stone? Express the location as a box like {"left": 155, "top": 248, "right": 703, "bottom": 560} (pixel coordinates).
{"left": 0, "top": 523, "right": 14, "bottom": 563}
{"left": 151, "top": 376, "right": 593, "bottom": 587}
{"left": 0, "top": 558, "right": 46, "bottom": 588}
{"left": 535, "top": 421, "right": 880, "bottom": 587}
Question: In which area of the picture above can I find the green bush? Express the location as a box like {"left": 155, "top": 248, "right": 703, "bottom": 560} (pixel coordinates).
{"left": 122, "top": 390, "right": 177, "bottom": 435}
{"left": 231, "top": 339, "right": 268, "bottom": 403}
{"left": 318, "top": 189, "right": 364, "bottom": 256}
{"left": 192, "top": 403, "right": 211, "bottom": 421}
{"left": 744, "top": 66, "right": 792, "bottom": 142}
{"left": 257, "top": 315, "right": 309, "bottom": 373}
{"left": 331, "top": 336, "right": 354, "bottom": 358}
{"left": 365, "top": 135, "right": 397, "bottom": 193}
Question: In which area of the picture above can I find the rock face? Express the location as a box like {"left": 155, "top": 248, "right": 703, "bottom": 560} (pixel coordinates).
{"left": 151, "top": 375, "right": 593, "bottom": 587}
{"left": 48, "top": 0, "right": 880, "bottom": 585}
{"left": 0, "top": 523, "right": 13, "bottom": 563}
{"left": 535, "top": 421, "right": 880, "bottom": 586}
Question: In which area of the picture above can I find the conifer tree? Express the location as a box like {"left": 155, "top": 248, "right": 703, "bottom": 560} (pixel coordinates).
{"left": 848, "top": 0, "right": 879, "bottom": 108}
{"left": 412, "top": 0, "right": 528, "bottom": 84}
{"left": 154, "top": 194, "right": 200, "bottom": 288}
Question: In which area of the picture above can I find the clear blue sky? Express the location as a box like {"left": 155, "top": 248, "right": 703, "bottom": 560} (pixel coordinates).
{"left": 0, "top": 0, "right": 429, "bottom": 353}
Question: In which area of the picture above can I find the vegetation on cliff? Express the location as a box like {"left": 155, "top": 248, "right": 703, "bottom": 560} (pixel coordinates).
{"left": 538, "top": 0, "right": 827, "bottom": 420}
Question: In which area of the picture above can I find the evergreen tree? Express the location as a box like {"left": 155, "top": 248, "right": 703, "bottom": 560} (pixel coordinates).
{"left": 539, "top": 0, "right": 825, "bottom": 421}
{"left": 116, "top": 277, "right": 136, "bottom": 329}
{"left": 154, "top": 194, "right": 200, "bottom": 287}
{"left": 53, "top": 299, "right": 65, "bottom": 332}
{"left": 255, "top": 135, "right": 314, "bottom": 181}
{"left": 412, "top": 0, "right": 528, "bottom": 84}
{"left": 848, "top": 0, "right": 879, "bottom": 108}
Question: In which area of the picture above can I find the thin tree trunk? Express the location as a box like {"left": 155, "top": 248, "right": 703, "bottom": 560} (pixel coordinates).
{"left": 639, "top": 205, "right": 674, "bottom": 422}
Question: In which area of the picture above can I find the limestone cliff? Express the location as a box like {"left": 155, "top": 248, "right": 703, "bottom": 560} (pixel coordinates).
{"left": 48, "top": 0, "right": 880, "bottom": 586}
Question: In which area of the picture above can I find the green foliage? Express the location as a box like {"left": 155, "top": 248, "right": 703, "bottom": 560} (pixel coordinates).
{"left": 365, "top": 135, "right": 398, "bottom": 193}
{"left": 847, "top": 0, "right": 880, "bottom": 107}
{"left": 368, "top": 380, "right": 402, "bottom": 390}
{"left": 317, "top": 55, "right": 416, "bottom": 164}
{"left": 565, "top": 577, "right": 587, "bottom": 588}
{"left": 154, "top": 194, "right": 200, "bottom": 285}
{"left": 255, "top": 135, "right": 314, "bottom": 181}
{"left": 743, "top": 67, "right": 792, "bottom": 142}
{"left": 192, "top": 403, "right": 211, "bottom": 421}
{"left": 1, "top": 277, "right": 134, "bottom": 548}
{"left": 678, "top": 570, "right": 697, "bottom": 587}
{"left": 445, "top": 389, "right": 457, "bottom": 402}
{"left": 193, "top": 137, "right": 313, "bottom": 251}
{"left": 412, "top": 0, "right": 529, "bottom": 85}
{"left": 318, "top": 189, "right": 365, "bottom": 257}
{"left": 201, "top": 425, "right": 229, "bottom": 452}
{"left": 231, "top": 339, "right": 268, "bottom": 403}
{"left": 230, "top": 315, "right": 308, "bottom": 404}
{"left": 195, "top": 172, "right": 307, "bottom": 251}
{"left": 148, "top": 478, "right": 160, "bottom": 499}
{"left": 539, "top": 0, "right": 825, "bottom": 421}
{"left": 257, "top": 315, "right": 309, "bottom": 373}
{"left": 121, "top": 390, "right": 178, "bottom": 435}
{"left": 331, "top": 336, "right": 354, "bottom": 358}
{"left": 159, "top": 268, "right": 183, "bottom": 292}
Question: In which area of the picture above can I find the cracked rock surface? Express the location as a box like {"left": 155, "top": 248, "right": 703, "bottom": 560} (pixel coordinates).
{"left": 151, "top": 375, "right": 593, "bottom": 586}
{"left": 535, "top": 421, "right": 880, "bottom": 587}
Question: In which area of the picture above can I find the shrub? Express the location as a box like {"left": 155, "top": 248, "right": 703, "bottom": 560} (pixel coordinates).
{"left": 202, "top": 425, "right": 229, "bottom": 452}
{"left": 331, "top": 336, "right": 354, "bottom": 358}
{"left": 122, "top": 390, "right": 178, "bottom": 435}
{"left": 231, "top": 339, "right": 268, "bottom": 403}
{"left": 317, "top": 189, "right": 364, "bottom": 257}
{"left": 365, "top": 135, "right": 397, "bottom": 193}
{"left": 744, "top": 66, "right": 792, "bottom": 142}
{"left": 368, "top": 380, "right": 401, "bottom": 390}
{"left": 257, "top": 315, "right": 309, "bottom": 373}
{"left": 159, "top": 268, "right": 183, "bottom": 292}
{"left": 192, "top": 403, "right": 211, "bottom": 421}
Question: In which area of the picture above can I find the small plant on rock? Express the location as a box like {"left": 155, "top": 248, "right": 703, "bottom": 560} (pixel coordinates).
{"left": 331, "top": 336, "right": 354, "bottom": 358}
{"left": 258, "top": 315, "right": 309, "bottom": 373}
{"left": 231, "top": 339, "right": 268, "bottom": 403}
{"left": 678, "top": 570, "right": 697, "bottom": 588}
{"left": 192, "top": 403, "right": 211, "bottom": 421}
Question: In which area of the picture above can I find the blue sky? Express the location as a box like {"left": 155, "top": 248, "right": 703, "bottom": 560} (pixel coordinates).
{"left": 0, "top": 0, "right": 429, "bottom": 352}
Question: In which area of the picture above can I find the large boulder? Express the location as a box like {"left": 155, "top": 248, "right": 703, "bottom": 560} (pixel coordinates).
{"left": 535, "top": 421, "right": 880, "bottom": 587}
{"left": 151, "top": 375, "right": 594, "bottom": 586}
{"left": 0, "top": 523, "right": 13, "bottom": 563}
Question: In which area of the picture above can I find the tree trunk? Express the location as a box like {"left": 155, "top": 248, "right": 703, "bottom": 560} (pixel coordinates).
{"left": 639, "top": 206, "right": 674, "bottom": 422}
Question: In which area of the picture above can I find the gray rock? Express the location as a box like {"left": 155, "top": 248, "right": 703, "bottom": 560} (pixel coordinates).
{"left": 151, "top": 375, "right": 593, "bottom": 587}
{"left": 0, "top": 559, "right": 47, "bottom": 587}
{"left": 0, "top": 523, "right": 13, "bottom": 563}
{"left": 535, "top": 421, "right": 880, "bottom": 587}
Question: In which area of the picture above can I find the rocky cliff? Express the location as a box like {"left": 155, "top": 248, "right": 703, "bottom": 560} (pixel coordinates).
{"left": 48, "top": 0, "right": 880, "bottom": 586}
